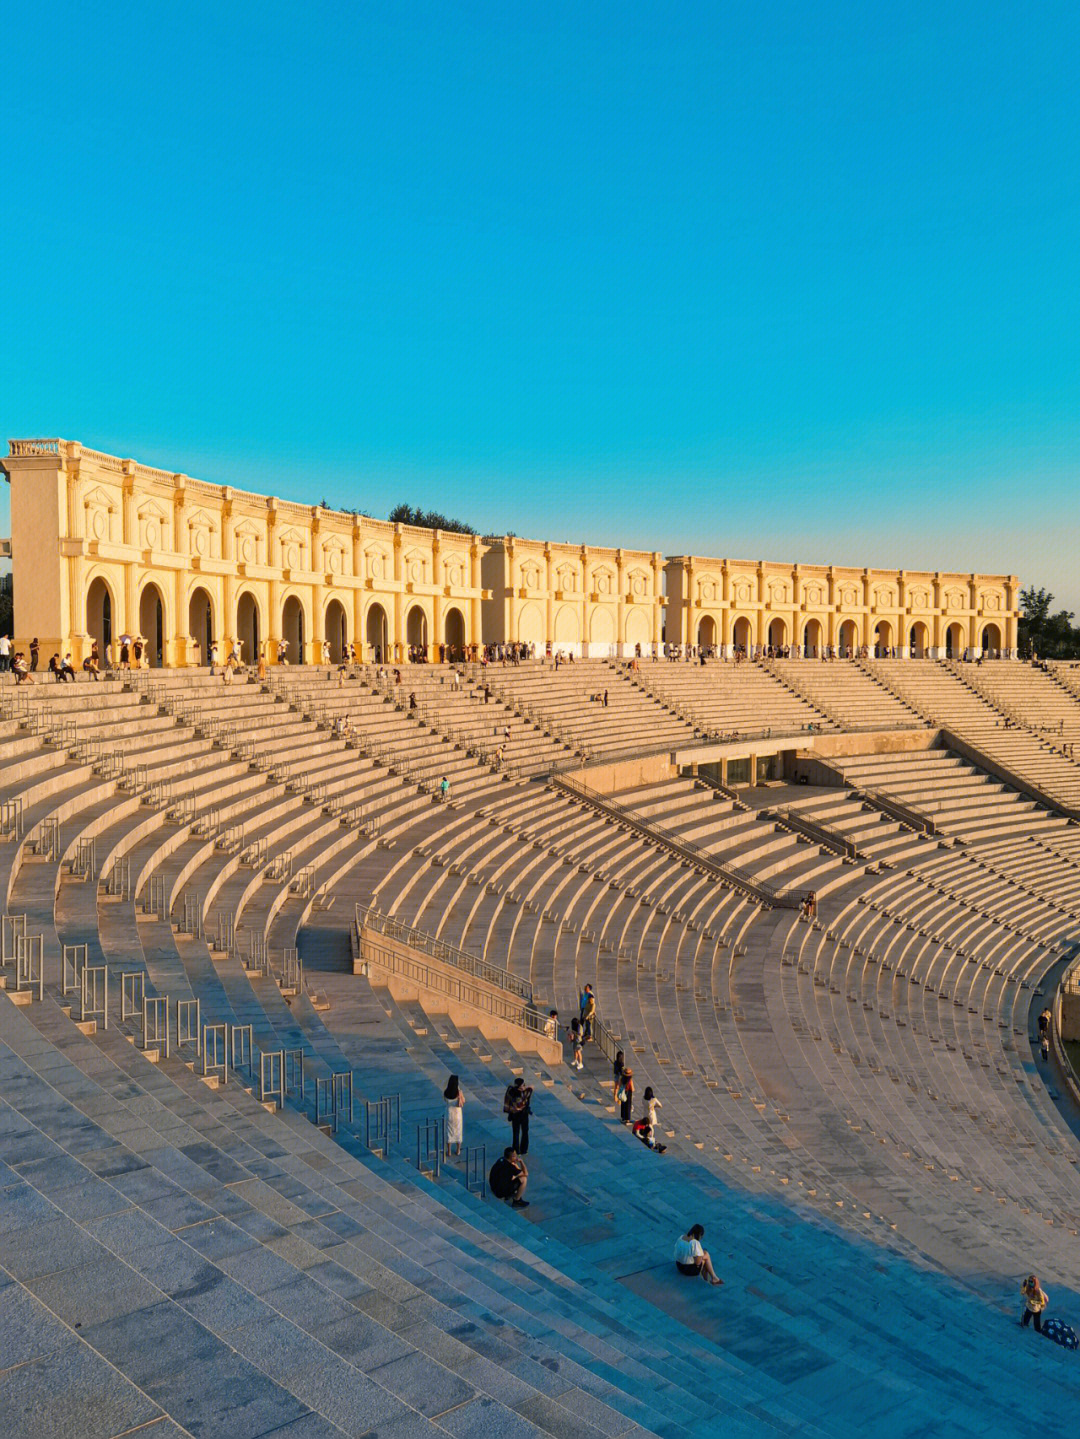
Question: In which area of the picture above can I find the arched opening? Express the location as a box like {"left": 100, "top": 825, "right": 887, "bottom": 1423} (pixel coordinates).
{"left": 909, "top": 622, "right": 929, "bottom": 658}
{"left": 237, "top": 592, "right": 261, "bottom": 663}
{"left": 697, "top": 615, "right": 717, "bottom": 651}
{"left": 732, "top": 617, "right": 752, "bottom": 653}
{"left": 981, "top": 623, "right": 1002, "bottom": 657}
{"left": 803, "top": 619, "right": 823, "bottom": 658}
{"left": 188, "top": 586, "right": 214, "bottom": 664}
{"left": 838, "top": 619, "right": 858, "bottom": 655}
{"left": 324, "top": 598, "right": 348, "bottom": 663}
{"left": 767, "top": 617, "right": 787, "bottom": 651}
{"left": 406, "top": 605, "right": 428, "bottom": 658}
{"left": 138, "top": 582, "right": 166, "bottom": 667}
{"left": 282, "top": 596, "right": 306, "bottom": 664}
{"left": 85, "top": 577, "right": 114, "bottom": 661}
{"left": 874, "top": 620, "right": 893, "bottom": 658}
{"left": 945, "top": 622, "right": 965, "bottom": 659}
{"left": 366, "top": 603, "right": 389, "bottom": 661}
{"left": 444, "top": 607, "right": 466, "bottom": 659}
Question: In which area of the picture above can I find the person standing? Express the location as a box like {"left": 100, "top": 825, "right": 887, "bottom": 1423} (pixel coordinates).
{"left": 0, "top": 633, "right": 9, "bottom": 673}
{"left": 644, "top": 1085, "right": 663, "bottom": 1142}
{"left": 613, "top": 1049, "right": 626, "bottom": 1102}
{"left": 1021, "top": 1275, "right": 1048, "bottom": 1332}
{"left": 29, "top": 637, "right": 39, "bottom": 672}
{"left": 580, "top": 984, "right": 596, "bottom": 1043}
{"left": 443, "top": 1074, "right": 464, "bottom": 1158}
{"left": 569, "top": 1018, "right": 584, "bottom": 1070}
{"left": 503, "top": 1076, "right": 532, "bottom": 1155}
{"left": 617, "top": 1068, "right": 634, "bottom": 1125}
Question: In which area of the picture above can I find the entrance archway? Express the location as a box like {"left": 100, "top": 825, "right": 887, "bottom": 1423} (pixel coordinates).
{"left": 803, "top": 619, "right": 823, "bottom": 658}
{"left": 945, "top": 622, "right": 965, "bottom": 659}
{"left": 767, "top": 617, "right": 787, "bottom": 651}
{"left": 237, "top": 591, "right": 261, "bottom": 664}
{"left": 188, "top": 586, "right": 214, "bottom": 664}
{"left": 324, "top": 599, "right": 348, "bottom": 663}
{"left": 697, "top": 615, "right": 717, "bottom": 651}
{"left": 838, "top": 619, "right": 858, "bottom": 655}
{"left": 444, "top": 607, "right": 466, "bottom": 659}
{"left": 732, "top": 617, "right": 752, "bottom": 653}
{"left": 909, "top": 622, "right": 929, "bottom": 658}
{"left": 282, "top": 596, "right": 306, "bottom": 664}
{"left": 366, "top": 603, "right": 389, "bottom": 661}
{"left": 138, "top": 582, "right": 165, "bottom": 667}
{"left": 406, "top": 605, "right": 427, "bottom": 657}
{"left": 874, "top": 620, "right": 893, "bottom": 658}
{"left": 85, "top": 577, "right": 114, "bottom": 661}
{"left": 981, "top": 623, "right": 1002, "bottom": 657}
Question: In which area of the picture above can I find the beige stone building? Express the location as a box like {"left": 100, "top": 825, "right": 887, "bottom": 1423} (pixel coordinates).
{"left": 481, "top": 537, "right": 664, "bottom": 658}
{"left": 1, "top": 438, "right": 1019, "bottom": 664}
{"left": 664, "top": 557, "right": 1018, "bottom": 659}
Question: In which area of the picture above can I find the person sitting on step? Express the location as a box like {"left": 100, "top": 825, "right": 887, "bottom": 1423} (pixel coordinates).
{"left": 488, "top": 1147, "right": 529, "bottom": 1208}
{"left": 674, "top": 1224, "right": 722, "bottom": 1284}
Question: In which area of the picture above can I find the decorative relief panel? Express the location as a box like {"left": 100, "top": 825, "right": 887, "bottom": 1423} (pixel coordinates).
{"left": 83, "top": 485, "right": 117, "bottom": 544}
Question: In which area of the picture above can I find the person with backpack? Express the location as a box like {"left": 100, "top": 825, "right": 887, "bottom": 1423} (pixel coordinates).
{"left": 617, "top": 1068, "right": 634, "bottom": 1125}
{"left": 488, "top": 1147, "right": 529, "bottom": 1208}
{"left": 503, "top": 1076, "right": 532, "bottom": 1154}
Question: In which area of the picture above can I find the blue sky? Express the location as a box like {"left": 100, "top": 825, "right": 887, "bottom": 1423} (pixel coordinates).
{"left": 3, "top": 2, "right": 1078, "bottom": 609}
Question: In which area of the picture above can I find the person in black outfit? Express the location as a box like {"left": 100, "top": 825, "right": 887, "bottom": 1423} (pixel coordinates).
{"left": 488, "top": 1147, "right": 529, "bottom": 1207}
{"left": 504, "top": 1076, "right": 532, "bottom": 1155}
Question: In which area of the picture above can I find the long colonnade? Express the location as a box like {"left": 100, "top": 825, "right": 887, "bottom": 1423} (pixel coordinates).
{"left": 2, "top": 438, "right": 1019, "bottom": 665}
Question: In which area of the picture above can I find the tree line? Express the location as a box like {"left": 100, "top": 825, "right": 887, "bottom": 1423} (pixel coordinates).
{"left": 1019, "top": 586, "right": 1080, "bottom": 659}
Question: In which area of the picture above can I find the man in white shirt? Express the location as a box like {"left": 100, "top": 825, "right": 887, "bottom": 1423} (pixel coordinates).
{"left": 0, "top": 634, "right": 10, "bottom": 672}
{"left": 674, "top": 1224, "right": 722, "bottom": 1284}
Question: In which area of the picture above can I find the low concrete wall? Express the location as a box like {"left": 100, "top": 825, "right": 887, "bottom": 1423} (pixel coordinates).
{"left": 564, "top": 752, "right": 676, "bottom": 795}
{"left": 676, "top": 727, "right": 937, "bottom": 773}
{"left": 353, "top": 927, "right": 563, "bottom": 1067}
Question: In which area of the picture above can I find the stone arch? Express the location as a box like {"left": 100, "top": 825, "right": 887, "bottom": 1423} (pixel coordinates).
{"left": 838, "top": 619, "right": 859, "bottom": 654}
{"left": 443, "top": 606, "right": 466, "bottom": 657}
{"left": 589, "top": 607, "right": 615, "bottom": 646}
{"left": 188, "top": 585, "right": 214, "bottom": 663}
{"left": 697, "top": 615, "right": 717, "bottom": 650}
{"left": 406, "top": 604, "right": 428, "bottom": 655}
{"left": 237, "top": 590, "right": 261, "bottom": 663}
{"left": 732, "top": 616, "right": 752, "bottom": 652}
{"left": 909, "top": 621, "right": 929, "bottom": 658}
{"left": 624, "top": 608, "right": 650, "bottom": 649}
{"left": 282, "top": 594, "right": 307, "bottom": 664}
{"left": 945, "top": 622, "right": 965, "bottom": 659}
{"left": 324, "top": 597, "right": 348, "bottom": 663}
{"left": 874, "top": 620, "right": 893, "bottom": 658}
{"left": 554, "top": 605, "right": 580, "bottom": 644}
{"left": 981, "top": 622, "right": 1002, "bottom": 656}
{"left": 517, "top": 603, "right": 544, "bottom": 646}
{"left": 366, "top": 603, "right": 389, "bottom": 660}
{"left": 85, "top": 575, "right": 115, "bottom": 661}
{"left": 803, "top": 618, "right": 823, "bottom": 657}
{"left": 767, "top": 616, "right": 787, "bottom": 650}
{"left": 138, "top": 580, "right": 167, "bottom": 667}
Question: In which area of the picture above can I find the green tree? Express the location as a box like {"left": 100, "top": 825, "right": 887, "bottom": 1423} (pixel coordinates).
{"left": 388, "top": 502, "right": 476, "bottom": 535}
{"left": 0, "top": 584, "right": 11, "bottom": 637}
{"left": 1018, "top": 585, "right": 1080, "bottom": 659}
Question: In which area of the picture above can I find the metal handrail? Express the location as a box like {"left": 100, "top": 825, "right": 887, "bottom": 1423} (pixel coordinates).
{"left": 358, "top": 930, "right": 553, "bottom": 1040}
{"left": 355, "top": 903, "right": 534, "bottom": 1002}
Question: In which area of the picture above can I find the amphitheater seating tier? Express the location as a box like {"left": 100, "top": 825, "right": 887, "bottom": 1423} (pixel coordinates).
{"left": 3, "top": 661, "right": 1080, "bottom": 1437}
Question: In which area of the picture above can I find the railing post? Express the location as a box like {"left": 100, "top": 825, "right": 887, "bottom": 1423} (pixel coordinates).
{"left": 259, "top": 1050, "right": 284, "bottom": 1109}
{"left": 229, "top": 1023, "right": 253, "bottom": 1077}
{"left": 61, "top": 942, "right": 87, "bottom": 996}
{"left": 202, "top": 1022, "right": 227, "bottom": 1083}
{"left": 121, "top": 970, "right": 145, "bottom": 1022}
{"left": 175, "top": 997, "right": 201, "bottom": 1052}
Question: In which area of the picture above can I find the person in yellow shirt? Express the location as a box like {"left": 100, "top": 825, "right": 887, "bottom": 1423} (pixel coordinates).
{"left": 1020, "top": 1275, "right": 1048, "bottom": 1332}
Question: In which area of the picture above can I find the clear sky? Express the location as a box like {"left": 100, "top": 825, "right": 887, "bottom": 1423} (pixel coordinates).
{"left": 3, "top": 2, "right": 1078, "bottom": 610}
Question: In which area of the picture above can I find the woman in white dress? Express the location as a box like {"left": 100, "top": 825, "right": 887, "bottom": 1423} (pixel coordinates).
{"left": 443, "top": 1074, "right": 464, "bottom": 1157}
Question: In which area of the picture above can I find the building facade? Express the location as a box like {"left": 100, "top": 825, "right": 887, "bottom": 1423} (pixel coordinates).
{"left": 664, "top": 557, "right": 1018, "bottom": 659}
{"left": 2, "top": 439, "right": 1019, "bottom": 664}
